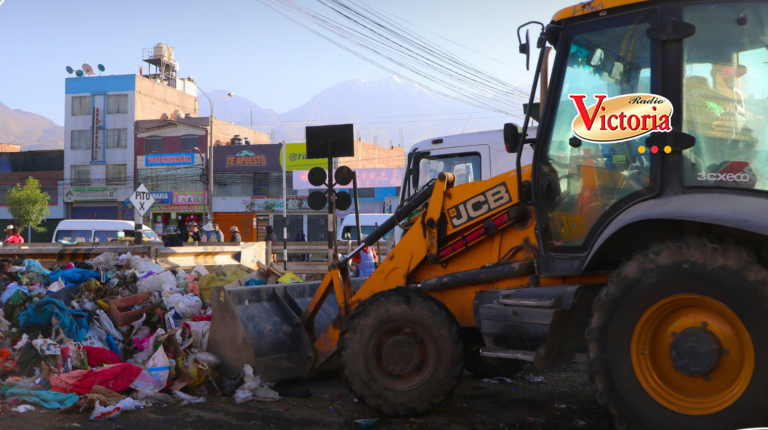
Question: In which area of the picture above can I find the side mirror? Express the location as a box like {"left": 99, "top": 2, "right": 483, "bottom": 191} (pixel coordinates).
{"left": 519, "top": 30, "right": 531, "bottom": 71}
{"left": 504, "top": 123, "right": 523, "bottom": 153}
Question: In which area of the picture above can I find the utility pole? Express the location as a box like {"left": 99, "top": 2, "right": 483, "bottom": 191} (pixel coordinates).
{"left": 198, "top": 88, "right": 233, "bottom": 224}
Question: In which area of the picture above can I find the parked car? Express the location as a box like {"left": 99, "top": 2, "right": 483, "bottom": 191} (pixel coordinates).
{"left": 51, "top": 220, "right": 160, "bottom": 243}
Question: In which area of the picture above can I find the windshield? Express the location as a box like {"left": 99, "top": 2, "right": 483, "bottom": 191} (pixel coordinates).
{"left": 682, "top": 2, "right": 768, "bottom": 191}
{"left": 56, "top": 230, "right": 92, "bottom": 242}
{"left": 341, "top": 225, "right": 393, "bottom": 241}
{"left": 402, "top": 152, "right": 482, "bottom": 203}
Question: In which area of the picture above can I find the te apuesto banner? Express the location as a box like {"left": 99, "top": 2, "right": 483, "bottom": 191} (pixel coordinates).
{"left": 570, "top": 93, "right": 673, "bottom": 144}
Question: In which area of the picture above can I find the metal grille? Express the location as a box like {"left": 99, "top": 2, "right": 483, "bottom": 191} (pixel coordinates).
{"left": 307, "top": 215, "right": 328, "bottom": 242}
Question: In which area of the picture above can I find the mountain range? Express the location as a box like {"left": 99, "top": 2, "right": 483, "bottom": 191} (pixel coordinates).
{"left": 0, "top": 102, "right": 64, "bottom": 151}
{"left": 1, "top": 76, "right": 530, "bottom": 151}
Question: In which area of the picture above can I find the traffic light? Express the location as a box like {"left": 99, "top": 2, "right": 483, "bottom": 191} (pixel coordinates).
{"left": 307, "top": 165, "right": 353, "bottom": 211}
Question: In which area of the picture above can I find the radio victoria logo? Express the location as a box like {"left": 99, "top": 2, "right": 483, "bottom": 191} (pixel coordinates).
{"left": 570, "top": 93, "right": 672, "bottom": 153}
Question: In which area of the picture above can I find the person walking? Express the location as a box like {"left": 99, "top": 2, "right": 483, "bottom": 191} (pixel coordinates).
{"left": 230, "top": 226, "right": 242, "bottom": 243}
{"left": 265, "top": 225, "right": 278, "bottom": 262}
{"left": 3, "top": 225, "right": 24, "bottom": 244}
{"left": 352, "top": 246, "right": 378, "bottom": 277}
{"left": 213, "top": 223, "right": 225, "bottom": 242}
{"left": 163, "top": 227, "right": 183, "bottom": 247}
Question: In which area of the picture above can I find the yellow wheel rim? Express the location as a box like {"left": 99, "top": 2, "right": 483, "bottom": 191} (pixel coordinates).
{"left": 631, "top": 294, "right": 754, "bottom": 415}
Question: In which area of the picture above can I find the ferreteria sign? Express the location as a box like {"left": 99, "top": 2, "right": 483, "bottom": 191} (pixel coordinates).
{"left": 570, "top": 94, "right": 672, "bottom": 145}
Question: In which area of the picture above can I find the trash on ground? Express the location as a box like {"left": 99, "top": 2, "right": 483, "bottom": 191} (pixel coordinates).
{"left": 0, "top": 254, "right": 278, "bottom": 421}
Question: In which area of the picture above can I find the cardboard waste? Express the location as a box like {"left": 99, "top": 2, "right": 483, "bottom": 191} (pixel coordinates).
{"left": 0, "top": 252, "right": 283, "bottom": 419}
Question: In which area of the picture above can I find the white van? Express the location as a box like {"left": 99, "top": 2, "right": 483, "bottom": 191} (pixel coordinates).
{"left": 52, "top": 220, "right": 161, "bottom": 243}
{"left": 337, "top": 214, "right": 402, "bottom": 243}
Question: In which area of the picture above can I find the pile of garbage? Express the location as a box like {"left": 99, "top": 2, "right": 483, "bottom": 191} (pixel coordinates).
{"left": 0, "top": 253, "right": 280, "bottom": 420}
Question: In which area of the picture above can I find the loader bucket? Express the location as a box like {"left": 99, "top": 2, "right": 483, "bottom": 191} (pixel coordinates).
{"left": 208, "top": 277, "right": 366, "bottom": 380}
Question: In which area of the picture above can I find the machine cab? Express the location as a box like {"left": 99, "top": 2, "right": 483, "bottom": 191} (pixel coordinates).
{"left": 400, "top": 129, "right": 535, "bottom": 205}
{"left": 528, "top": 1, "right": 768, "bottom": 271}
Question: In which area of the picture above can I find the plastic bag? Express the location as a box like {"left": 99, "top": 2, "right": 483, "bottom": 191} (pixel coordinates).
{"left": 146, "top": 347, "right": 171, "bottom": 387}
{"left": 0, "top": 283, "right": 28, "bottom": 304}
{"left": 92, "top": 252, "right": 118, "bottom": 269}
{"left": 137, "top": 271, "right": 176, "bottom": 294}
{"left": 171, "top": 390, "right": 206, "bottom": 404}
{"left": 82, "top": 326, "right": 109, "bottom": 349}
{"left": 175, "top": 294, "right": 203, "bottom": 319}
{"left": 130, "top": 370, "right": 166, "bottom": 393}
{"left": 94, "top": 310, "right": 123, "bottom": 342}
{"left": 48, "top": 278, "right": 66, "bottom": 293}
{"left": 185, "top": 321, "right": 211, "bottom": 352}
{"left": 233, "top": 364, "right": 280, "bottom": 404}
{"left": 24, "top": 259, "right": 51, "bottom": 277}
{"left": 278, "top": 271, "right": 303, "bottom": 284}
{"left": 194, "top": 352, "right": 221, "bottom": 368}
{"left": 198, "top": 267, "right": 249, "bottom": 303}
{"left": 131, "top": 390, "right": 172, "bottom": 403}
{"left": 12, "top": 405, "right": 35, "bottom": 413}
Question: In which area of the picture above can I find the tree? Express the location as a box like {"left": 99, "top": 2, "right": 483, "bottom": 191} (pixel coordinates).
{"left": 6, "top": 177, "right": 50, "bottom": 233}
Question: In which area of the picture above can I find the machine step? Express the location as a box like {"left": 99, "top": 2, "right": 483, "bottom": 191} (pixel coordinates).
{"left": 497, "top": 297, "right": 559, "bottom": 308}
{"left": 479, "top": 347, "right": 536, "bottom": 362}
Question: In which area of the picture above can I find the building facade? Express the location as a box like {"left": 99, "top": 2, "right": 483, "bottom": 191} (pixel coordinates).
{"left": 63, "top": 74, "right": 198, "bottom": 220}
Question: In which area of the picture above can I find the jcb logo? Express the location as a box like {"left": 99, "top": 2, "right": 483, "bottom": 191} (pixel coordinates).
{"left": 447, "top": 183, "right": 512, "bottom": 228}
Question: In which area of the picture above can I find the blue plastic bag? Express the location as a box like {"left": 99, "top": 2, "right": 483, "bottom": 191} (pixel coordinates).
{"left": 24, "top": 259, "right": 51, "bottom": 277}
{"left": 47, "top": 268, "right": 102, "bottom": 286}
{"left": 19, "top": 298, "right": 90, "bottom": 342}
{"left": 0, "top": 283, "right": 28, "bottom": 304}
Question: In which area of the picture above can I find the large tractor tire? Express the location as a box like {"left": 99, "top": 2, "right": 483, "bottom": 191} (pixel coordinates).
{"left": 463, "top": 329, "right": 526, "bottom": 378}
{"left": 587, "top": 238, "right": 768, "bottom": 430}
{"left": 338, "top": 288, "right": 463, "bottom": 417}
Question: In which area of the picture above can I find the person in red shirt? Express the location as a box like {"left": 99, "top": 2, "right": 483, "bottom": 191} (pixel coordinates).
{"left": 3, "top": 225, "right": 24, "bottom": 244}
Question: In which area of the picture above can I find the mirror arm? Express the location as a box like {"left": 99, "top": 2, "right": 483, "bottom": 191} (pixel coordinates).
{"left": 516, "top": 27, "right": 547, "bottom": 206}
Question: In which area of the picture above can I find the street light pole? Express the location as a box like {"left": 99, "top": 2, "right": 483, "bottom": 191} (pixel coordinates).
{"left": 197, "top": 88, "right": 233, "bottom": 224}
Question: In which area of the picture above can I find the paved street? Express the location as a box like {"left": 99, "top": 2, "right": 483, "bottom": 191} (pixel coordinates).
{"left": 5, "top": 360, "right": 615, "bottom": 430}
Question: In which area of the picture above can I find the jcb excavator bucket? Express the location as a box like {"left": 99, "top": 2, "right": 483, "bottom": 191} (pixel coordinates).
{"left": 208, "top": 276, "right": 366, "bottom": 380}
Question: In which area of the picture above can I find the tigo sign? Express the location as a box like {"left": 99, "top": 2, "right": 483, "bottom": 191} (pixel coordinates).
{"left": 146, "top": 153, "right": 194, "bottom": 167}
{"left": 570, "top": 94, "right": 672, "bottom": 144}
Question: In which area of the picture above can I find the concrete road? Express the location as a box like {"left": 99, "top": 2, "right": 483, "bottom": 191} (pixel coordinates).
{"left": 3, "top": 360, "right": 615, "bottom": 429}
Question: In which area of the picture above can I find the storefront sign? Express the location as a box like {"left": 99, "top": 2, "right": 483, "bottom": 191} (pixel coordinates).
{"left": 249, "top": 196, "right": 311, "bottom": 212}
{"left": 146, "top": 153, "right": 194, "bottom": 167}
{"left": 293, "top": 168, "right": 404, "bottom": 190}
{"left": 124, "top": 191, "right": 171, "bottom": 209}
{"left": 150, "top": 204, "right": 204, "bottom": 213}
{"left": 172, "top": 191, "right": 207, "bottom": 205}
{"left": 213, "top": 145, "right": 282, "bottom": 172}
{"left": 138, "top": 154, "right": 203, "bottom": 169}
{"left": 91, "top": 107, "right": 101, "bottom": 161}
{"left": 64, "top": 187, "right": 116, "bottom": 202}
{"left": 281, "top": 143, "right": 326, "bottom": 171}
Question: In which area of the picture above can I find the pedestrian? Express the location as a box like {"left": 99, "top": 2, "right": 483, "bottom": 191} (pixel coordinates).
{"left": 213, "top": 223, "right": 225, "bottom": 243}
{"left": 187, "top": 224, "right": 201, "bottom": 243}
{"left": 352, "top": 246, "right": 378, "bottom": 277}
{"left": 3, "top": 225, "right": 24, "bottom": 244}
{"left": 265, "top": 225, "right": 278, "bottom": 262}
{"left": 163, "top": 227, "right": 183, "bottom": 247}
{"left": 201, "top": 223, "right": 218, "bottom": 243}
{"left": 230, "top": 226, "right": 242, "bottom": 243}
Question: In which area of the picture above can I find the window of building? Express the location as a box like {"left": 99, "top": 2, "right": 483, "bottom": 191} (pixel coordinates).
{"left": 0, "top": 183, "right": 57, "bottom": 205}
{"left": 106, "top": 129, "right": 127, "bottom": 149}
{"left": 106, "top": 95, "right": 128, "bottom": 114}
{"left": 71, "top": 96, "right": 92, "bottom": 116}
{"left": 252, "top": 172, "right": 297, "bottom": 197}
{"left": 138, "top": 167, "right": 204, "bottom": 193}
{"left": 71, "top": 130, "right": 92, "bottom": 150}
{"left": 357, "top": 188, "right": 376, "bottom": 198}
{"left": 106, "top": 164, "right": 127, "bottom": 186}
{"left": 145, "top": 136, "right": 163, "bottom": 153}
{"left": 71, "top": 165, "right": 90, "bottom": 186}
{"left": 180, "top": 135, "right": 199, "bottom": 151}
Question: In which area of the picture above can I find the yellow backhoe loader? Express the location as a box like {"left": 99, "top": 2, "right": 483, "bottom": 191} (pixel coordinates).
{"left": 23, "top": 1, "right": 766, "bottom": 429}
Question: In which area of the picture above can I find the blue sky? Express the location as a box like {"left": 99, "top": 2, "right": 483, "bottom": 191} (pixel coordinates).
{"left": 0, "top": 0, "right": 576, "bottom": 124}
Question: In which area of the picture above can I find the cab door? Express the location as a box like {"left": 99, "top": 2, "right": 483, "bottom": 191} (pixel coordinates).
{"left": 534, "top": 9, "right": 660, "bottom": 258}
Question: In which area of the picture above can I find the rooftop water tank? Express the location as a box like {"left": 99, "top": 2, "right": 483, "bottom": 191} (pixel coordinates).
{"left": 244, "top": 137, "right": 252, "bottom": 145}
{"left": 231, "top": 135, "right": 244, "bottom": 145}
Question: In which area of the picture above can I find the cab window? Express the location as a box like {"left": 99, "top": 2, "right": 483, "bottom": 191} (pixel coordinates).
{"left": 341, "top": 225, "right": 392, "bottom": 241}
{"left": 56, "top": 230, "right": 92, "bottom": 242}
{"left": 682, "top": 3, "right": 768, "bottom": 190}
{"left": 415, "top": 152, "right": 481, "bottom": 189}
{"left": 538, "top": 10, "right": 657, "bottom": 250}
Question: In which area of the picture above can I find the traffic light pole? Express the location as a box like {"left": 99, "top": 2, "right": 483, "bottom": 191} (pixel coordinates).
{"left": 327, "top": 147, "right": 337, "bottom": 262}
{"left": 352, "top": 172, "right": 362, "bottom": 247}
